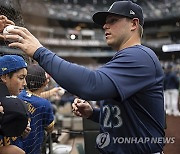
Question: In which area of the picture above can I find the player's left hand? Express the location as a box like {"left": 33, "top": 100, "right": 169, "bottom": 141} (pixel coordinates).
{"left": 5, "top": 26, "right": 43, "bottom": 58}
{"left": 72, "top": 98, "right": 93, "bottom": 118}
{"left": 0, "top": 15, "right": 14, "bottom": 39}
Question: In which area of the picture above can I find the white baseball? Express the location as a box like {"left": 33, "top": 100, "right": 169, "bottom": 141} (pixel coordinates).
{"left": 58, "top": 88, "right": 65, "bottom": 96}
{"left": 3, "top": 25, "right": 16, "bottom": 35}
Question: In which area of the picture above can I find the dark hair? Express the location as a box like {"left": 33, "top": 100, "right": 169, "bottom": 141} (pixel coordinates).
{"left": 26, "top": 64, "right": 46, "bottom": 92}
{"left": 6, "top": 69, "right": 19, "bottom": 78}
{"left": 0, "top": 69, "right": 22, "bottom": 83}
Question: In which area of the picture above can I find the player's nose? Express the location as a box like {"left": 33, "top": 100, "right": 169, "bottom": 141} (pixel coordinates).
{"left": 23, "top": 78, "right": 27, "bottom": 87}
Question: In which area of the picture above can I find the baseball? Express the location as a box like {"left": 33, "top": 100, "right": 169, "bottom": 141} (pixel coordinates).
{"left": 3, "top": 25, "right": 16, "bottom": 35}
{"left": 58, "top": 88, "right": 65, "bottom": 96}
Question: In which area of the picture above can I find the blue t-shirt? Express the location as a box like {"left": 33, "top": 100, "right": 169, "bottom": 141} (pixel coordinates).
{"left": 17, "top": 90, "right": 54, "bottom": 154}
{"left": 34, "top": 45, "right": 165, "bottom": 154}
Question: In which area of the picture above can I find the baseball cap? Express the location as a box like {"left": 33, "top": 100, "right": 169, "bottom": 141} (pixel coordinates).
{"left": 0, "top": 83, "right": 28, "bottom": 137}
{"left": 0, "top": 96, "right": 29, "bottom": 137}
{"left": 26, "top": 64, "right": 46, "bottom": 91}
{"left": 93, "top": 1, "right": 144, "bottom": 26}
{"left": 0, "top": 55, "right": 27, "bottom": 76}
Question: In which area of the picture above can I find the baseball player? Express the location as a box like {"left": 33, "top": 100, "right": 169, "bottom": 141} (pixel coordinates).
{"left": 16, "top": 64, "right": 54, "bottom": 154}
{"left": 6, "top": 1, "right": 165, "bottom": 154}
{"left": 164, "top": 64, "right": 180, "bottom": 116}
{"left": 0, "top": 54, "right": 30, "bottom": 154}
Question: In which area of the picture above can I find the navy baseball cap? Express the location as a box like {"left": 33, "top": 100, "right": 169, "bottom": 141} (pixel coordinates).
{"left": 0, "top": 83, "right": 28, "bottom": 137}
{"left": 93, "top": 1, "right": 144, "bottom": 26}
{"left": 0, "top": 55, "right": 27, "bottom": 76}
{"left": 0, "top": 96, "right": 29, "bottom": 137}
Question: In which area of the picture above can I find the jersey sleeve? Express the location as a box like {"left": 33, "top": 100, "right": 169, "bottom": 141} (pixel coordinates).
{"left": 98, "top": 47, "right": 158, "bottom": 101}
{"left": 43, "top": 100, "right": 54, "bottom": 131}
{"left": 33, "top": 47, "right": 118, "bottom": 100}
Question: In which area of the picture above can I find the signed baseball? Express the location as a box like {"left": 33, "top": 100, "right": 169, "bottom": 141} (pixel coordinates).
{"left": 3, "top": 25, "right": 16, "bottom": 35}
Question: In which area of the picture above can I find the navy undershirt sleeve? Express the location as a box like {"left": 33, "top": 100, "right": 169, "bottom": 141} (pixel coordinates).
{"left": 33, "top": 47, "right": 118, "bottom": 101}
{"left": 87, "top": 108, "right": 100, "bottom": 123}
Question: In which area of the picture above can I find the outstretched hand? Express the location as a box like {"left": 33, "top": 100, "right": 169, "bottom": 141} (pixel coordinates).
{"left": 72, "top": 98, "right": 93, "bottom": 118}
{"left": 5, "top": 26, "right": 43, "bottom": 58}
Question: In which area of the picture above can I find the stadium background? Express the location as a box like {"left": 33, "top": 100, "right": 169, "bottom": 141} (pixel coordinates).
{"left": 0, "top": 0, "right": 180, "bottom": 154}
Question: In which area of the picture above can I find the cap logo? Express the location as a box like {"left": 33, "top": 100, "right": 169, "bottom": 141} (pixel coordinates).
{"left": 130, "top": 10, "right": 135, "bottom": 15}
{"left": 2, "top": 68, "right": 7, "bottom": 71}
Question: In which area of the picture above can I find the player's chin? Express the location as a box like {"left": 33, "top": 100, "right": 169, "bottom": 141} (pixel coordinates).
{"left": 106, "top": 41, "right": 114, "bottom": 48}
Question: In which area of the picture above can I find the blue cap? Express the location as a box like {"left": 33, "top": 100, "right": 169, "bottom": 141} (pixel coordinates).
{"left": 93, "top": 1, "right": 144, "bottom": 26}
{"left": 0, "top": 55, "right": 27, "bottom": 76}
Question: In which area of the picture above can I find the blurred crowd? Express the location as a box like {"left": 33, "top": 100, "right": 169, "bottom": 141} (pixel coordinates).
{"left": 161, "top": 59, "right": 180, "bottom": 116}
{"left": 19, "top": 0, "right": 180, "bottom": 22}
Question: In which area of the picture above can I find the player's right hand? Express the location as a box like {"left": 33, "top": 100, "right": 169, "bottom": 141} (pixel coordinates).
{"left": 72, "top": 98, "right": 93, "bottom": 118}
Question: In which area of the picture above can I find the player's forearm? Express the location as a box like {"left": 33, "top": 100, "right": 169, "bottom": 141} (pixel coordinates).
{"left": 40, "top": 91, "right": 50, "bottom": 99}
{"left": 33, "top": 47, "right": 118, "bottom": 100}
{"left": 40, "top": 89, "right": 55, "bottom": 99}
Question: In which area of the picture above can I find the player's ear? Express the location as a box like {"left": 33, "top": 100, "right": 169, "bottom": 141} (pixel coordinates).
{"left": 131, "top": 18, "right": 139, "bottom": 31}
{"left": 0, "top": 74, "right": 8, "bottom": 83}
